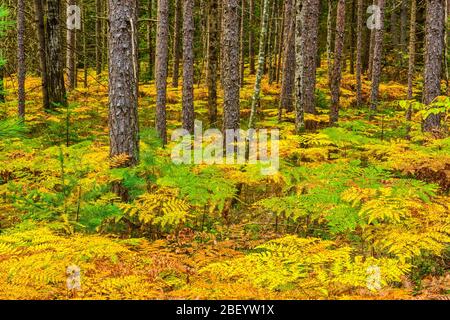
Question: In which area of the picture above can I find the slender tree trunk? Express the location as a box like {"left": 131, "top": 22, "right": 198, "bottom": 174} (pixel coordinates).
{"left": 47, "top": 0, "right": 67, "bottom": 109}
{"left": 356, "top": 0, "right": 363, "bottom": 107}
{"left": 240, "top": 0, "right": 246, "bottom": 87}
{"left": 207, "top": 0, "right": 219, "bottom": 126}
{"left": 147, "top": 0, "right": 155, "bottom": 80}
{"left": 269, "top": 0, "right": 279, "bottom": 84}
{"left": 82, "top": 0, "right": 88, "bottom": 88}
{"left": 329, "top": 0, "right": 346, "bottom": 124}
{"left": 275, "top": 2, "right": 284, "bottom": 84}
{"left": 350, "top": 0, "right": 356, "bottom": 75}
{"left": 326, "top": 0, "right": 334, "bottom": 79}
{"left": 67, "top": 0, "right": 77, "bottom": 90}
{"left": 407, "top": 0, "right": 417, "bottom": 100}
{"left": 0, "top": 65, "right": 4, "bottom": 103}
{"left": 17, "top": 0, "right": 26, "bottom": 118}
{"left": 249, "top": 0, "right": 256, "bottom": 74}
{"left": 296, "top": 0, "right": 321, "bottom": 120}
{"left": 278, "top": 0, "right": 295, "bottom": 119}
{"left": 172, "top": 0, "right": 182, "bottom": 88}
{"left": 406, "top": 0, "right": 417, "bottom": 138}
{"left": 96, "top": 0, "right": 103, "bottom": 75}
{"left": 423, "top": 0, "right": 445, "bottom": 132}
{"left": 368, "top": 0, "right": 376, "bottom": 80}
{"left": 156, "top": 0, "right": 169, "bottom": 144}
{"left": 248, "top": 0, "right": 269, "bottom": 129}
{"left": 34, "top": 0, "right": 50, "bottom": 110}
{"left": 222, "top": 0, "right": 241, "bottom": 132}
{"left": 369, "top": 0, "right": 385, "bottom": 115}
{"left": 182, "top": 0, "right": 195, "bottom": 133}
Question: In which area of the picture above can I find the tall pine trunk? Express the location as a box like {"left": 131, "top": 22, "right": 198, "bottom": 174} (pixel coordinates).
{"left": 108, "top": 0, "right": 140, "bottom": 168}
{"left": 156, "top": 0, "right": 169, "bottom": 144}
{"left": 17, "top": 0, "right": 26, "bottom": 118}
{"left": 356, "top": 0, "right": 363, "bottom": 107}
{"left": 182, "top": 0, "right": 195, "bottom": 133}
{"left": 34, "top": 0, "right": 50, "bottom": 110}
{"left": 248, "top": 0, "right": 269, "bottom": 129}
{"left": 278, "top": 0, "right": 295, "bottom": 119}
{"left": 46, "top": 0, "right": 67, "bottom": 109}
{"left": 369, "top": 0, "right": 385, "bottom": 115}
{"left": 296, "top": 0, "right": 321, "bottom": 122}
{"left": 329, "top": 0, "right": 346, "bottom": 124}
{"left": 207, "top": 0, "right": 219, "bottom": 126}
{"left": 172, "top": 0, "right": 182, "bottom": 88}
{"left": 423, "top": 0, "right": 445, "bottom": 132}
{"left": 222, "top": 0, "right": 241, "bottom": 132}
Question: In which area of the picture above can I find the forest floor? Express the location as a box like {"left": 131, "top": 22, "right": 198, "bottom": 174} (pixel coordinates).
{"left": 0, "top": 66, "right": 449, "bottom": 300}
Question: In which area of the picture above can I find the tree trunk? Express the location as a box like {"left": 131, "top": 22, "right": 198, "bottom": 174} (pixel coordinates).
{"left": 326, "top": 0, "right": 334, "bottom": 79}
{"left": 96, "top": 0, "right": 103, "bottom": 75}
{"left": 249, "top": 0, "right": 256, "bottom": 74}
{"left": 17, "top": 0, "right": 26, "bottom": 118}
{"left": 240, "top": 0, "right": 246, "bottom": 87}
{"left": 222, "top": 0, "right": 241, "bottom": 132}
{"left": 356, "top": 0, "right": 363, "bottom": 107}
{"left": 329, "top": 0, "right": 346, "bottom": 124}
{"left": 108, "top": 0, "right": 140, "bottom": 168}
{"left": 248, "top": 0, "right": 269, "bottom": 129}
{"left": 172, "top": 0, "right": 182, "bottom": 88}
{"left": 406, "top": 0, "right": 417, "bottom": 138}
{"left": 182, "top": 0, "right": 195, "bottom": 133}
{"left": 34, "top": 0, "right": 50, "bottom": 110}
{"left": 407, "top": 0, "right": 417, "bottom": 100}
{"left": 423, "top": 0, "right": 445, "bottom": 132}
{"left": 46, "top": 0, "right": 67, "bottom": 109}
{"left": 67, "top": 0, "right": 77, "bottom": 90}
{"left": 369, "top": 0, "right": 385, "bottom": 115}
{"left": 147, "top": 0, "right": 155, "bottom": 80}
{"left": 296, "top": 0, "right": 321, "bottom": 125}
{"left": 278, "top": 0, "right": 295, "bottom": 119}
{"left": 156, "top": 0, "right": 169, "bottom": 144}
{"left": 207, "top": 0, "right": 219, "bottom": 126}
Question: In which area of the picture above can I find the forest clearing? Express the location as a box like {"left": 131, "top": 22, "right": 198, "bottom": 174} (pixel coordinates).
{"left": 0, "top": 0, "right": 449, "bottom": 301}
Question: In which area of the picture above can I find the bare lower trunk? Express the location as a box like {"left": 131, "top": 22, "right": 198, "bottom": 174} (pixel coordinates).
{"left": 156, "top": 0, "right": 169, "bottom": 144}
{"left": 172, "top": 0, "right": 182, "bottom": 88}
{"left": 67, "top": 0, "right": 77, "bottom": 90}
{"left": 278, "top": 0, "right": 295, "bottom": 118}
{"left": 34, "top": 0, "right": 50, "bottom": 110}
{"left": 329, "top": 0, "right": 346, "bottom": 124}
{"left": 108, "top": 0, "right": 140, "bottom": 167}
{"left": 18, "top": 0, "right": 26, "bottom": 118}
{"left": 47, "top": 0, "right": 67, "bottom": 109}
{"left": 356, "top": 0, "right": 363, "bottom": 107}
{"left": 296, "top": 0, "right": 321, "bottom": 121}
{"left": 369, "top": 0, "right": 385, "bottom": 115}
{"left": 222, "top": 0, "right": 241, "bottom": 131}
{"left": 207, "top": 0, "right": 219, "bottom": 126}
{"left": 248, "top": 0, "right": 269, "bottom": 129}
{"left": 423, "top": 0, "right": 445, "bottom": 132}
{"left": 249, "top": 0, "right": 256, "bottom": 74}
{"left": 182, "top": 0, "right": 195, "bottom": 133}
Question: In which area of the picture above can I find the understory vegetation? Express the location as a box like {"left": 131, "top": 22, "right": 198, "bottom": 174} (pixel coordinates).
{"left": 0, "top": 68, "right": 449, "bottom": 300}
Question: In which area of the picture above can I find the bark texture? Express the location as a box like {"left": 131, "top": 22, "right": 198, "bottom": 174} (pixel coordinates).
{"left": 108, "top": 0, "right": 140, "bottom": 166}
{"left": 182, "top": 0, "right": 195, "bottom": 133}
{"left": 222, "top": 0, "right": 241, "bottom": 131}
{"left": 207, "top": 0, "right": 219, "bottom": 126}
{"left": 156, "top": 0, "right": 169, "bottom": 144}
{"left": 279, "top": 0, "right": 295, "bottom": 117}
{"left": 423, "top": 0, "right": 445, "bottom": 132}
{"left": 46, "top": 0, "right": 67, "bottom": 109}
{"left": 329, "top": 0, "right": 346, "bottom": 124}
